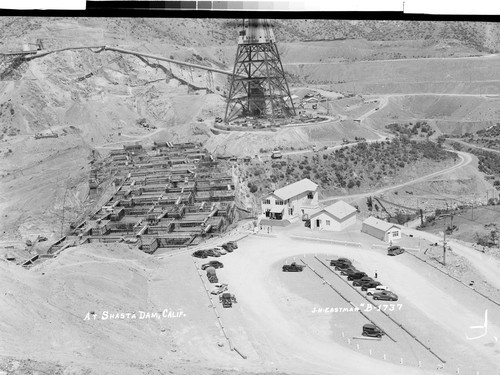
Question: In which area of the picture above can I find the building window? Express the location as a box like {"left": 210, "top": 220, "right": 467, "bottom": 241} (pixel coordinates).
{"left": 276, "top": 200, "right": 285, "bottom": 205}
{"left": 263, "top": 199, "right": 271, "bottom": 205}
{"left": 307, "top": 192, "right": 314, "bottom": 199}
{"left": 326, "top": 220, "right": 331, "bottom": 226}
{"left": 288, "top": 208, "right": 293, "bottom": 215}
{"left": 392, "top": 231, "right": 399, "bottom": 237}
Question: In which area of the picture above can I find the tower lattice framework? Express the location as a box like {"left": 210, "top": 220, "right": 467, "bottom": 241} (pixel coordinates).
{"left": 224, "top": 19, "right": 296, "bottom": 123}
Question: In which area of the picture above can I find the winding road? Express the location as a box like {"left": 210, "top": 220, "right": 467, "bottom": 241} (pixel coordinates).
{"left": 320, "top": 151, "right": 473, "bottom": 205}
{"left": 448, "top": 138, "right": 500, "bottom": 155}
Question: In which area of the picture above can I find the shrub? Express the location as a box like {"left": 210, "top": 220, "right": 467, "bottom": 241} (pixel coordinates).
{"left": 247, "top": 182, "right": 258, "bottom": 193}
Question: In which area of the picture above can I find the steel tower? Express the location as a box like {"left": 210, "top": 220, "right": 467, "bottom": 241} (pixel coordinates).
{"left": 224, "top": 19, "right": 296, "bottom": 124}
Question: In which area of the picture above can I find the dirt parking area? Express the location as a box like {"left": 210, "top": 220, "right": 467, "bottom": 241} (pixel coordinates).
{"left": 205, "top": 223, "right": 500, "bottom": 375}
{"left": 3, "top": 222, "right": 499, "bottom": 375}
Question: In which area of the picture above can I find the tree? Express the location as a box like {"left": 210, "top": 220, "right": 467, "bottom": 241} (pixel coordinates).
{"left": 247, "top": 182, "right": 258, "bottom": 193}
{"left": 394, "top": 210, "right": 410, "bottom": 225}
{"left": 366, "top": 196, "right": 373, "bottom": 211}
{"left": 437, "top": 135, "right": 446, "bottom": 147}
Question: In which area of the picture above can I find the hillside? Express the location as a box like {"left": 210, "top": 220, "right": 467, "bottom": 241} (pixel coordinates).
{"left": 240, "top": 139, "right": 456, "bottom": 199}
{"left": 2, "top": 18, "right": 500, "bottom": 244}
{"left": 2, "top": 18, "right": 500, "bottom": 53}
{"left": 0, "top": 242, "right": 279, "bottom": 375}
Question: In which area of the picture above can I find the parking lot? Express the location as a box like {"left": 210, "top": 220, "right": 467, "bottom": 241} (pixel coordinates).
{"left": 183, "top": 223, "right": 500, "bottom": 375}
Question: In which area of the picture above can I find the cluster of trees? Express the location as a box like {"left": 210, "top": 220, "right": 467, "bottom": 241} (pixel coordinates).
{"left": 473, "top": 150, "right": 500, "bottom": 176}
{"left": 460, "top": 125, "right": 500, "bottom": 151}
{"left": 474, "top": 228, "right": 499, "bottom": 248}
{"left": 476, "top": 123, "right": 500, "bottom": 138}
{"left": 386, "top": 121, "right": 434, "bottom": 138}
{"left": 243, "top": 138, "right": 455, "bottom": 198}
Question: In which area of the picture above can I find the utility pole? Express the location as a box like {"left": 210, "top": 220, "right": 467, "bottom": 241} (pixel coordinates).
{"left": 442, "top": 230, "right": 447, "bottom": 266}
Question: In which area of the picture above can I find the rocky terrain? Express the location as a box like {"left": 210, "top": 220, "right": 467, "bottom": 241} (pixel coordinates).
{"left": 1, "top": 17, "right": 500, "bottom": 375}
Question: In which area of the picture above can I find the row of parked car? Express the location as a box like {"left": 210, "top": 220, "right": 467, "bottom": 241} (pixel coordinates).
{"left": 330, "top": 258, "right": 398, "bottom": 301}
{"left": 192, "top": 241, "right": 239, "bottom": 308}
{"left": 191, "top": 241, "right": 238, "bottom": 259}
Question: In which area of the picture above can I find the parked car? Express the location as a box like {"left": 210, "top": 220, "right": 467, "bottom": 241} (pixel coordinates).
{"left": 360, "top": 281, "right": 382, "bottom": 291}
{"left": 366, "top": 285, "right": 390, "bottom": 295}
{"left": 330, "top": 257, "right": 352, "bottom": 267}
{"left": 210, "top": 283, "right": 228, "bottom": 295}
{"left": 226, "top": 241, "right": 238, "bottom": 249}
{"left": 347, "top": 272, "right": 367, "bottom": 281}
{"left": 340, "top": 267, "right": 359, "bottom": 276}
{"left": 362, "top": 323, "right": 384, "bottom": 338}
{"left": 192, "top": 250, "right": 208, "bottom": 258}
{"left": 352, "top": 277, "right": 375, "bottom": 287}
{"left": 213, "top": 246, "right": 227, "bottom": 255}
{"left": 372, "top": 291, "right": 398, "bottom": 301}
{"left": 219, "top": 292, "right": 237, "bottom": 308}
{"left": 201, "top": 261, "right": 224, "bottom": 270}
{"left": 387, "top": 245, "right": 405, "bottom": 256}
{"left": 221, "top": 242, "right": 235, "bottom": 252}
{"left": 205, "top": 248, "right": 222, "bottom": 257}
{"left": 282, "top": 262, "right": 305, "bottom": 272}
{"left": 335, "top": 263, "right": 353, "bottom": 270}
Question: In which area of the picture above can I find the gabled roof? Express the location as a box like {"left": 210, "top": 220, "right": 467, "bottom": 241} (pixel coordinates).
{"left": 362, "top": 216, "right": 400, "bottom": 232}
{"left": 273, "top": 178, "right": 318, "bottom": 200}
{"left": 310, "top": 200, "right": 357, "bottom": 221}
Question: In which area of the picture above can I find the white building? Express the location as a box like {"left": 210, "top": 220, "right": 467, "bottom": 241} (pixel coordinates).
{"left": 361, "top": 216, "right": 402, "bottom": 242}
{"left": 309, "top": 200, "right": 357, "bottom": 231}
{"left": 261, "top": 178, "right": 319, "bottom": 221}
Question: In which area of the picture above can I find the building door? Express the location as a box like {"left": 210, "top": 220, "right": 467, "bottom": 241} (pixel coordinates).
{"left": 316, "top": 219, "right": 321, "bottom": 228}
{"left": 265, "top": 209, "right": 270, "bottom": 217}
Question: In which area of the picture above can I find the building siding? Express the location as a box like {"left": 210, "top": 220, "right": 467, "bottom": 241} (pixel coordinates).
{"left": 361, "top": 222, "right": 402, "bottom": 242}
{"left": 311, "top": 211, "right": 356, "bottom": 231}
{"left": 262, "top": 190, "right": 318, "bottom": 220}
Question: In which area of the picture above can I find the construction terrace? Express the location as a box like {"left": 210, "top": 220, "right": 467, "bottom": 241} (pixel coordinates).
{"left": 50, "top": 142, "right": 237, "bottom": 254}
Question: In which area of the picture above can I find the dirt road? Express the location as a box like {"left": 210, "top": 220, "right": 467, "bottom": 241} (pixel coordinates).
{"left": 448, "top": 138, "right": 500, "bottom": 155}
{"left": 357, "top": 96, "right": 389, "bottom": 122}
{"left": 320, "top": 151, "right": 473, "bottom": 205}
{"left": 401, "top": 227, "right": 500, "bottom": 291}
{"left": 282, "top": 54, "right": 499, "bottom": 65}
{"left": 93, "top": 128, "right": 165, "bottom": 149}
